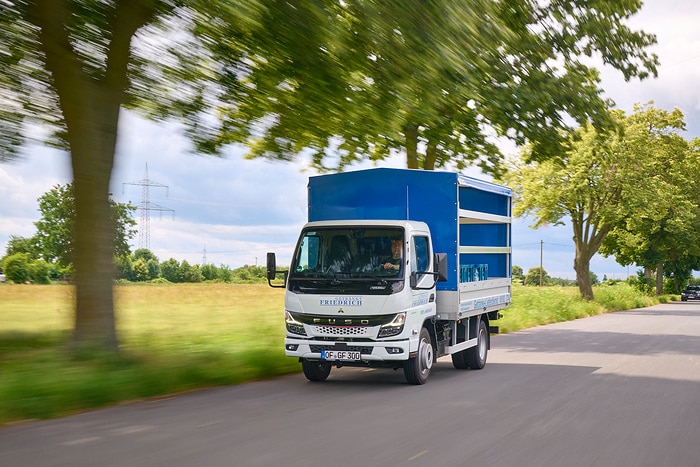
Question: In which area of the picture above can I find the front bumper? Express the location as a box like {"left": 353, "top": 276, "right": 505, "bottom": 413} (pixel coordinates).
{"left": 284, "top": 336, "right": 415, "bottom": 362}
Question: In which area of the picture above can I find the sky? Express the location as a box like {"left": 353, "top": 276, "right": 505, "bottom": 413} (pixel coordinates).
{"left": 2, "top": 0, "right": 700, "bottom": 281}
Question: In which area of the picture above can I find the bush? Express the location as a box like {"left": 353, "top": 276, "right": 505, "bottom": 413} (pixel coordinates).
{"left": 160, "top": 258, "right": 182, "bottom": 282}
{"left": 179, "top": 261, "right": 203, "bottom": 283}
{"left": 2, "top": 253, "right": 31, "bottom": 283}
{"left": 132, "top": 258, "right": 151, "bottom": 282}
{"left": 150, "top": 277, "right": 171, "bottom": 284}
{"left": 201, "top": 264, "right": 218, "bottom": 281}
{"left": 29, "top": 260, "right": 51, "bottom": 284}
{"left": 630, "top": 270, "right": 654, "bottom": 296}
{"left": 146, "top": 259, "right": 160, "bottom": 280}
{"left": 115, "top": 255, "right": 133, "bottom": 281}
{"left": 218, "top": 265, "right": 233, "bottom": 282}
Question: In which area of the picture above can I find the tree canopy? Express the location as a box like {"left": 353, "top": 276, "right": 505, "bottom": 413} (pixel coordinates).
{"left": 502, "top": 103, "right": 700, "bottom": 299}
{"left": 0, "top": 0, "right": 659, "bottom": 348}
{"left": 127, "top": 0, "right": 660, "bottom": 173}
{"left": 598, "top": 106, "right": 700, "bottom": 293}
{"left": 32, "top": 183, "right": 136, "bottom": 268}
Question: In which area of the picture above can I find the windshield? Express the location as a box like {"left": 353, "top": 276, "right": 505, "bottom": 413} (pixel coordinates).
{"left": 289, "top": 226, "right": 404, "bottom": 295}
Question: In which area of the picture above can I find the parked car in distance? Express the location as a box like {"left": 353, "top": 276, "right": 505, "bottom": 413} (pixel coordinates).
{"left": 681, "top": 285, "right": 700, "bottom": 301}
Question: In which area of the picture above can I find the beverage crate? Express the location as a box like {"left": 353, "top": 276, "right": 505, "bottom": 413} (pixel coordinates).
{"left": 460, "top": 264, "right": 488, "bottom": 282}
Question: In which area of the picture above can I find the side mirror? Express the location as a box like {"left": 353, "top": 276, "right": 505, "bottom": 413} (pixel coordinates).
{"left": 435, "top": 253, "right": 448, "bottom": 282}
{"left": 266, "top": 252, "right": 287, "bottom": 288}
{"left": 410, "top": 253, "right": 448, "bottom": 289}
{"left": 266, "top": 252, "right": 277, "bottom": 280}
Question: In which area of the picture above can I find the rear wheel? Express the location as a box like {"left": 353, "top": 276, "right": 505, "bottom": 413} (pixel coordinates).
{"left": 466, "top": 319, "right": 489, "bottom": 369}
{"left": 451, "top": 347, "right": 468, "bottom": 369}
{"left": 301, "top": 359, "right": 332, "bottom": 381}
{"left": 404, "top": 327, "right": 434, "bottom": 385}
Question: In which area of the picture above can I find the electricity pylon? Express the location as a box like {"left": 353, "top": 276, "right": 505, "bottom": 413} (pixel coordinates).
{"left": 123, "top": 164, "right": 174, "bottom": 250}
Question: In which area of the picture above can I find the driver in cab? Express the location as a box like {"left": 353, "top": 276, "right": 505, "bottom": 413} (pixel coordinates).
{"left": 381, "top": 239, "right": 403, "bottom": 273}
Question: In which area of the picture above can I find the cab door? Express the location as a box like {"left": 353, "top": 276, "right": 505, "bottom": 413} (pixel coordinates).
{"left": 409, "top": 233, "right": 437, "bottom": 311}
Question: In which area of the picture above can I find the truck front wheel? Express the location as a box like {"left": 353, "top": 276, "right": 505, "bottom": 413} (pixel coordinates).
{"left": 404, "top": 327, "right": 434, "bottom": 385}
{"left": 301, "top": 359, "right": 332, "bottom": 381}
{"left": 466, "top": 319, "right": 489, "bottom": 369}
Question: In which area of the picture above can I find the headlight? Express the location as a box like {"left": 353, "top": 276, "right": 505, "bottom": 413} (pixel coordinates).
{"left": 378, "top": 312, "right": 406, "bottom": 338}
{"left": 285, "top": 310, "right": 307, "bottom": 336}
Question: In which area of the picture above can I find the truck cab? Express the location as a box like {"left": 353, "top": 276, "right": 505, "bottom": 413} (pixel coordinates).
{"left": 272, "top": 219, "right": 445, "bottom": 383}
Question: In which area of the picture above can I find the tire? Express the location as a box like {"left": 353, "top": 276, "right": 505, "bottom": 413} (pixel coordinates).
{"left": 451, "top": 347, "right": 468, "bottom": 369}
{"left": 301, "top": 359, "right": 332, "bottom": 382}
{"left": 465, "top": 319, "right": 488, "bottom": 370}
{"left": 404, "top": 327, "right": 434, "bottom": 385}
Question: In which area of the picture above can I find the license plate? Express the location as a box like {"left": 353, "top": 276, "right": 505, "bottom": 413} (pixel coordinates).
{"left": 321, "top": 350, "right": 361, "bottom": 361}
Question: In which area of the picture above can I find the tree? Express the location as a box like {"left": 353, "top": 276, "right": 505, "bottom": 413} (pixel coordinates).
{"left": 33, "top": 183, "right": 136, "bottom": 268}
{"left": 0, "top": 1, "right": 657, "bottom": 349}
{"left": 160, "top": 258, "right": 182, "bottom": 283}
{"left": 193, "top": 0, "right": 659, "bottom": 172}
{"left": 218, "top": 264, "right": 233, "bottom": 283}
{"left": 131, "top": 258, "right": 150, "bottom": 282}
{"left": 523, "top": 267, "right": 550, "bottom": 287}
{"left": 115, "top": 254, "right": 133, "bottom": 281}
{"left": 598, "top": 107, "right": 700, "bottom": 294}
{"left": 133, "top": 248, "right": 159, "bottom": 280}
{"left": 502, "top": 104, "right": 699, "bottom": 300}
{"left": 1, "top": 0, "right": 266, "bottom": 349}
{"left": 512, "top": 265, "right": 524, "bottom": 284}
{"left": 3, "top": 235, "right": 37, "bottom": 259}
{"left": 201, "top": 263, "right": 218, "bottom": 281}
{"left": 502, "top": 121, "right": 625, "bottom": 299}
{"left": 179, "top": 260, "right": 203, "bottom": 283}
{"left": 589, "top": 271, "right": 599, "bottom": 286}
{"left": 133, "top": 248, "right": 158, "bottom": 263}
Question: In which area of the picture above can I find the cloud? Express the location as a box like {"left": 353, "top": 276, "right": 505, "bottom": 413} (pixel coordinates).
{"left": 599, "top": 0, "right": 700, "bottom": 132}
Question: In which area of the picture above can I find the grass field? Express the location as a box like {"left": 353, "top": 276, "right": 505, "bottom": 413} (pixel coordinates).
{"left": 0, "top": 282, "right": 673, "bottom": 425}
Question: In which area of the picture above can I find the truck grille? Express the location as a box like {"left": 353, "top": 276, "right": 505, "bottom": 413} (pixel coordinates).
{"left": 313, "top": 325, "right": 370, "bottom": 337}
{"left": 310, "top": 344, "right": 373, "bottom": 355}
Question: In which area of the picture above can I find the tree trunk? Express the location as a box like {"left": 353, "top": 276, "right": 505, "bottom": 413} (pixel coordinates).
{"left": 574, "top": 253, "right": 594, "bottom": 301}
{"left": 423, "top": 140, "right": 437, "bottom": 170}
{"left": 71, "top": 140, "right": 119, "bottom": 350}
{"left": 405, "top": 124, "right": 419, "bottom": 169}
{"left": 655, "top": 263, "right": 663, "bottom": 295}
{"left": 673, "top": 273, "right": 679, "bottom": 294}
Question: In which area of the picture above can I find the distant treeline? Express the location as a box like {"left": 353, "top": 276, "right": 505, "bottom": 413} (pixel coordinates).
{"left": 1, "top": 248, "right": 267, "bottom": 284}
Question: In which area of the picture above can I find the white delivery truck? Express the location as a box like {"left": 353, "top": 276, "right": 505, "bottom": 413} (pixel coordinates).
{"left": 267, "top": 168, "right": 512, "bottom": 384}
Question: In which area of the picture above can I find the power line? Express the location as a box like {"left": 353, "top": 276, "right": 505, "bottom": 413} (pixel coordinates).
{"left": 513, "top": 241, "right": 573, "bottom": 250}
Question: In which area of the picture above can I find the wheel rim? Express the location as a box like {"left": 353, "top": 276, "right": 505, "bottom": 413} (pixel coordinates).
{"left": 419, "top": 337, "right": 433, "bottom": 375}
{"left": 478, "top": 327, "right": 487, "bottom": 361}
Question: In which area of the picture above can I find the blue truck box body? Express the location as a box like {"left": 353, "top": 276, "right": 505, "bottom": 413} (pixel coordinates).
{"left": 307, "top": 168, "right": 512, "bottom": 291}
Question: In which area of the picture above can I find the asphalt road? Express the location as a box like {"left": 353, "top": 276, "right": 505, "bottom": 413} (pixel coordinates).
{"left": 2, "top": 301, "right": 700, "bottom": 467}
